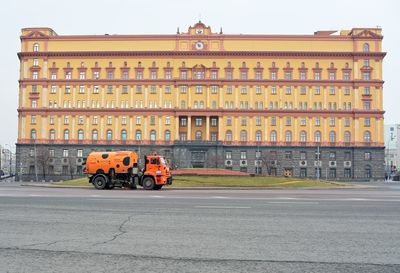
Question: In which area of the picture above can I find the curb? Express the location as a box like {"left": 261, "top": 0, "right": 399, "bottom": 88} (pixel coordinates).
{"left": 20, "top": 183, "right": 358, "bottom": 190}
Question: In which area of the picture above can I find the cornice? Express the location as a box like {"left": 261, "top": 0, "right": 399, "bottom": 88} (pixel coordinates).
{"left": 17, "top": 51, "right": 387, "bottom": 60}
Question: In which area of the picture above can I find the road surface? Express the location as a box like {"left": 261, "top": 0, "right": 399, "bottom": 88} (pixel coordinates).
{"left": 0, "top": 182, "right": 399, "bottom": 272}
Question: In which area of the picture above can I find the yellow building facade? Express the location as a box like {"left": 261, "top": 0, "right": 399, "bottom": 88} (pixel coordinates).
{"left": 16, "top": 22, "right": 385, "bottom": 180}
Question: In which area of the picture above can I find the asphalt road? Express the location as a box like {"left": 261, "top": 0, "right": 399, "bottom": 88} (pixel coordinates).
{"left": 0, "top": 182, "right": 399, "bottom": 273}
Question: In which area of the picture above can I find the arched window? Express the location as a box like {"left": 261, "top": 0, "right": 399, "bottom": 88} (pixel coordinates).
{"left": 181, "top": 100, "right": 186, "bottom": 109}
{"left": 78, "top": 129, "right": 84, "bottom": 140}
{"left": 240, "top": 130, "right": 247, "bottom": 141}
{"left": 106, "top": 130, "right": 112, "bottom": 140}
{"left": 364, "top": 131, "right": 371, "bottom": 142}
{"left": 121, "top": 130, "right": 127, "bottom": 141}
{"left": 270, "top": 130, "right": 277, "bottom": 142}
{"left": 344, "top": 131, "right": 351, "bottom": 143}
{"left": 33, "top": 43, "right": 39, "bottom": 52}
{"left": 136, "top": 130, "right": 142, "bottom": 141}
{"left": 315, "top": 131, "right": 321, "bottom": 142}
{"left": 49, "top": 129, "right": 55, "bottom": 140}
{"left": 194, "top": 101, "right": 198, "bottom": 109}
{"left": 199, "top": 101, "right": 204, "bottom": 109}
{"left": 329, "top": 131, "right": 336, "bottom": 142}
{"left": 285, "top": 130, "right": 292, "bottom": 142}
{"left": 31, "top": 129, "right": 37, "bottom": 140}
{"left": 226, "top": 130, "right": 232, "bottom": 141}
{"left": 255, "top": 130, "right": 262, "bottom": 142}
{"left": 165, "top": 130, "right": 171, "bottom": 141}
{"left": 64, "top": 129, "right": 69, "bottom": 140}
{"left": 92, "top": 130, "right": 98, "bottom": 140}
{"left": 195, "top": 131, "right": 202, "bottom": 140}
{"left": 150, "top": 130, "right": 156, "bottom": 141}
{"left": 363, "top": 43, "right": 370, "bottom": 52}
{"left": 300, "top": 131, "right": 307, "bottom": 142}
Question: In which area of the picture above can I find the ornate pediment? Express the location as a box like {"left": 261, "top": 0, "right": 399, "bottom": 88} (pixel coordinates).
{"left": 352, "top": 29, "right": 382, "bottom": 39}
{"left": 25, "top": 30, "right": 49, "bottom": 39}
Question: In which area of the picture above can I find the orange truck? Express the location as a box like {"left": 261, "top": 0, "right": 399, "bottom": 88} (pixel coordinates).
{"left": 84, "top": 151, "right": 172, "bottom": 190}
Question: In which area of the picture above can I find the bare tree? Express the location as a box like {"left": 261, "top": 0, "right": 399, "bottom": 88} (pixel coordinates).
{"left": 206, "top": 152, "right": 224, "bottom": 169}
{"left": 259, "top": 151, "right": 278, "bottom": 175}
{"left": 36, "top": 147, "right": 50, "bottom": 181}
{"left": 68, "top": 157, "right": 75, "bottom": 180}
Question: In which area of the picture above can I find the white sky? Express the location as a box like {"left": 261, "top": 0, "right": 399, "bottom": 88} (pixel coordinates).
{"left": 1, "top": 0, "right": 399, "bottom": 149}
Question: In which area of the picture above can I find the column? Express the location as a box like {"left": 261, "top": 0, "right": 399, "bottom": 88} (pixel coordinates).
{"left": 86, "top": 117, "right": 90, "bottom": 139}
{"left": 235, "top": 86, "right": 238, "bottom": 108}
{"left": 187, "top": 116, "right": 191, "bottom": 140}
{"left": 354, "top": 88, "right": 359, "bottom": 109}
{"left": 116, "top": 86, "right": 119, "bottom": 108}
{"left": 218, "top": 116, "right": 223, "bottom": 140}
{"left": 206, "top": 116, "right": 210, "bottom": 141}
{"left": 323, "top": 87, "right": 327, "bottom": 109}
{"left": 143, "top": 117, "right": 148, "bottom": 140}
{"left": 219, "top": 87, "right": 223, "bottom": 108}
{"left": 294, "top": 87, "right": 298, "bottom": 108}
{"left": 188, "top": 86, "right": 191, "bottom": 108}
{"left": 159, "top": 86, "right": 163, "bottom": 108}
{"left": 129, "top": 117, "right": 133, "bottom": 140}
{"left": 206, "top": 86, "right": 210, "bottom": 108}
{"left": 175, "top": 85, "right": 179, "bottom": 109}
{"left": 158, "top": 117, "right": 162, "bottom": 140}
{"left": 145, "top": 86, "right": 148, "bottom": 107}
{"left": 234, "top": 117, "right": 238, "bottom": 141}
{"left": 249, "top": 117, "right": 253, "bottom": 141}
{"left": 130, "top": 86, "right": 134, "bottom": 108}
{"left": 100, "top": 117, "right": 104, "bottom": 140}
{"left": 43, "top": 61, "right": 48, "bottom": 79}
{"left": 250, "top": 86, "right": 253, "bottom": 108}
{"left": 41, "top": 116, "right": 47, "bottom": 139}
{"left": 42, "top": 87, "right": 48, "bottom": 108}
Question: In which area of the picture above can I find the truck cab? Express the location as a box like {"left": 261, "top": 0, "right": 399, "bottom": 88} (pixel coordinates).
{"left": 141, "top": 155, "right": 172, "bottom": 190}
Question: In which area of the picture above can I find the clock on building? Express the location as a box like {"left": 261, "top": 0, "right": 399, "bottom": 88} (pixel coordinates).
{"left": 195, "top": 41, "right": 204, "bottom": 50}
{"left": 196, "top": 29, "right": 204, "bottom": 34}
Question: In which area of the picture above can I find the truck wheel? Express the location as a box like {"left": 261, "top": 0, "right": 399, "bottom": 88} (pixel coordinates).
{"left": 93, "top": 174, "right": 107, "bottom": 190}
{"left": 142, "top": 177, "right": 155, "bottom": 190}
{"left": 153, "top": 185, "right": 163, "bottom": 190}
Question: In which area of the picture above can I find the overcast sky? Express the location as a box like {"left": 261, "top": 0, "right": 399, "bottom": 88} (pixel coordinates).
{"left": 1, "top": 0, "right": 399, "bottom": 149}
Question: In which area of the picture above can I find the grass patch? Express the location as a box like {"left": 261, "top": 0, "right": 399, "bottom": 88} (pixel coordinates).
{"left": 52, "top": 175, "right": 348, "bottom": 188}
{"left": 52, "top": 177, "right": 91, "bottom": 187}
{"left": 172, "top": 176, "right": 347, "bottom": 188}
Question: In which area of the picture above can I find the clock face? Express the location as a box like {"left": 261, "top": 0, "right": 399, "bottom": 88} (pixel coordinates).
{"left": 196, "top": 29, "right": 203, "bottom": 34}
{"left": 195, "top": 41, "right": 204, "bottom": 50}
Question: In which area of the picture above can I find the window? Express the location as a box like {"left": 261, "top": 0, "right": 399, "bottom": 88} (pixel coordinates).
{"left": 180, "top": 118, "right": 187, "bottom": 127}
{"left": 226, "top": 86, "right": 232, "bottom": 94}
{"left": 165, "top": 116, "right": 171, "bottom": 125}
{"left": 363, "top": 101, "right": 371, "bottom": 110}
{"left": 285, "top": 72, "right": 291, "bottom": 80}
{"left": 329, "top": 131, "right": 336, "bottom": 142}
{"left": 285, "top": 131, "right": 292, "bottom": 142}
{"left": 33, "top": 43, "right": 39, "bottom": 52}
{"left": 285, "top": 151, "right": 292, "bottom": 159}
{"left": 365, "top": 166, "right": 372, "bottom": 178}
{"left": 300, "top": 72, "right": 306, "bottom": 80}
{"left": 240, "top": 130, "right": 247, "bottom": 141}
{"left": 365, "top": 152, "right": 371, "bottom": 160}
{"left": 271, "top": 86, "right": 277, "bottom": 95}
{"left": 106, "top": 130, "right": 112, "bottom": 140}
{"left": 240, "top": 151, "right": 247, "bottom": 160}
{"left": 49, "top": 129, "right": 55, "bottom": 140}
{"left": 329, "top": 168, "right": 336, "bottom": 178}
{"left": 225, "top": 151, "right": 232, "bottom": 159}
{"left": 364, "top": 131, "right": 371, "bottom": 143}
{"left": 30, "top": 129, "right": 37, "bottom": 140}
{"left": 92, "top": 130, "right": 98, "bottom": 140}
{"left": 240, "top": 72, "right": 247, "bottom": 80}
{"left": 300, "top": 151, "right": 306, "bottom": 160}
{"left": 255, "top": 130, "right": 262, "bottom": 141}
{"left": 271, "top": 72, "right": 277, "bottom": 80}
{"left": 226, "top": 130, "right": 232, "bottom": 141}
{"left": 63, "top": 149, "right": 69, "bottom": 157}
{"left": 165, "top": 130, "right": 171, "bottom": 141}
{"left": 364, "top": 87, "right": 370, "bottom": 95}
{"left": 344, "top": 131, "right": 351, "bottom": 143}
{"left": 256, "top": 116, "right": 261, "bottom": 126}
{"left": 314, "top": 72, "right": 320, "bottom": 80}
{"left": 271, "top": 116, "right": 276, "bottom": 126}
{"left": 363, "top": 43, "right": 370, "bottom": 52}
{"left": 211, "top": 118, "right": 217, "bottom": 126}
{"left": 79, "top": 71, "right": 86, "bottom": 80}
{"left": 107, "top": 116, "right": 112, "bottom": 125}
{"left": 364, "top": 118, "right": 371, "bottom": 127}
{"left": 345, "top": 118, "right": 350, "bottom": 127}
{"left": 270, "top": 131, "right": 277, "bottom": 142}
{"left": 300, "top": 131, "right": 307, "bottom": 142}
{"left": 363, "top": 72, "right": 370, "bottom": 80}
{"left": 211, "top": 71, "right": 218, "bottom": 79}
{"left": 315, "top": 131, "right": 321, "bottom": 142}
{"left": 241, "top": 117, "right": 247, "bottom": 126}
{"left": 64, "top": 129, "right": 69, "bottom": 140}
{"left": 195, "top": 131, "right": 202, "bottom": 140}
{"left": 330, "top": 86, "right": 335, "bottom": 95}
{"left": 78, "top": 129, "right": 84, "bottom": 140}
{"left": 343, "top": 72, "right": 350, "bottom": 80}
{"left": 330, "top": 117, "right": 335, "bottom": 126}
{"left": 121, "top": 130, "right": 127, "bottom": 141}
{"left": 286, "top": 117, "right": 291, "bottom": 126}
{"left": 285, "top": 86, "right": 291, "bottom": 95}
{"left": 150, "top": 130, "right": 156, "bottom": 141}
{"left": 226, "top": 117, "right": 232, "bottom": 126}
{"left": 241, "top": 86, "right": 247, "bottom": 94}
{"left": 315, "top": 117, "right": 320, "bottom": 127}
{"left": 65, "top": 71, "right": 71, "bottom": 80}
{"left": 195, "top": 118, "right": 202, "bottom": 126}
{"left": 329, "top": 72, "right": 335, "bottom": 80}
{"left": 150, "top": 116, "right": 156, "bottom": 125}
{"left": 344, "top": 87, "right": 350, "bottom": 96}
{"left": 315, "top": 86, "right": 320, "bottom": 95}
{"left": 136, "top": 130, "right": 142, "bottom": 141}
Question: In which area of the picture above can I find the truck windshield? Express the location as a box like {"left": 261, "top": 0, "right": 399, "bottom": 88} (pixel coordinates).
{"left": 160, "top": 157, "right": 167, "bottom": 165}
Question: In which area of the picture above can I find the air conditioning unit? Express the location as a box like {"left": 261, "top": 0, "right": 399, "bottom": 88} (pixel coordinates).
{"left": 314, "top": 160, "right": 322, "bottom": 167}
{"left": 270, "top": 160, "right": 277, "bottom": 166}
{"left": 76, "top": 158, "right": 83, "bottom": 165}
{"left": 299, "top": 160, "right": 307, "bottom": 167}
{"left": 225, "top": 160, "right": 233, "bottom": 166}
{"left": 63, "top": 158, "right": 68, "bottom": 164}
{"left": 344, "top": 161, "right": 352, "bottom": 168}
{"left": 255, "top": 160, "right": 262, "bottom": 167}
{"left": 329, "top": 161, "right": 337, "bottom": 167}
{"left": 48, "top": 158, "right": 54, "bottom": 164}
{"left": 240, "top": 160, "right": 248, "bottom": 167}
